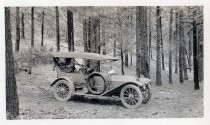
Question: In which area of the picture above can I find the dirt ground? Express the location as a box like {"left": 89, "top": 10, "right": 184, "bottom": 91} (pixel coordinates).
{"left": 16, "top": 64, "right": 203, "bottom": 119}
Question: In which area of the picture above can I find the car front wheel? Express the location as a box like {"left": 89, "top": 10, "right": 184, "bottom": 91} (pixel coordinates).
{"left": 53, "top": 80, "right": 74, "bottom": 101}
{"left": 120, "top": 85, "right": 142, "bottom": 109}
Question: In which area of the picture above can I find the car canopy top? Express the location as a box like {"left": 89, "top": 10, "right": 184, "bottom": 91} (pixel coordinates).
{"left": 52, "top": 52, "right": 120, "bottom": 61}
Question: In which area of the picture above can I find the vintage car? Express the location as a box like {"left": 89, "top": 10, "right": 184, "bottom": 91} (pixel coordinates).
{"left": 50, "top": 52, "right": 151, "bottom": 108}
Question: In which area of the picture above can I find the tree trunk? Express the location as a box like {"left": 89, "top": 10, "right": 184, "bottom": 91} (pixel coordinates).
{"left": 175, "top": 12, "right": 179, "bottom": 74}
{"left": 180, "top": 10, "right": 188, "bottom": 81}
{"left": 15, "top": 7, "right": 20, "bottom": 52}
{"left": 101, "top": 26, "right": 106, "bottom": 55}
{"left": 148, "top": 7, "right": 152, "bottom": 65}
{"left": 5, "top": 7, "right": 19, "bottom": 119}
{"left": 41, "top": 11, "right": 44, "bottom": 47}
{"left": 160, "top": 16, "right": 165, "bottom": 70}
{"left": 121, "top": 48, "right": 124, "bottom": 75}
{"left": 21, "top": 13, "right": 25, "bottom": 39}
{"left": 55, "top": 7, "right": 60, "bottom": 52}
{"left": 193, "top": 10, "right": 199, "bottom": 90}
{"left": 113, "top": 39, "right": 116, "bottom": 57}
{"left": 83, "top": 19, "right": 88, "bottom": 52}
{"left": 136, "top": 6, "right": 149, "bottom": 78}
{"left": 31, "top": 7, "right": 34, "bottom": 47}
{"left": 125, "top": 50, "right": 129, "bottom": 67}
{"left": 169, "top": 8, "right": 173, "bottom": 84}
{"left": 188, "top": 33, "right": 192, "bottom": 72}
{"left": 178, "top": 10, "right": 185, "bottom": 83}
{"left": 130, "top": 52, "right": 133, "bottom": 66}
{"left": 83, "top": 17, "right": 100, "bottom": 71}
{"left": 156, "top": 6, "right": 162, "bottom": 86}
{"left": 67, "top": 10, "right": 74, "bottom": 52}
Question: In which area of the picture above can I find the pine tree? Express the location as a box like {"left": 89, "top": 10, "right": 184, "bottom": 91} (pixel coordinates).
{"left": 156, "top": 6, "right": 162, "bottom": 86}
{"left": 169, "top": 8, "right": 173, "bottom": 84}
{"left": 15, "top": 7, "right": 20, "bottom": 51}
{"left": 55, "top": 7, "right": 60, "bottom": 52}
{"left": 5, "top": 7, "right": 19, "bottom": 119}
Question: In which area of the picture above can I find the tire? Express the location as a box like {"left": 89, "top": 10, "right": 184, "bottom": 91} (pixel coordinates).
{"left": 120, "top": 85, "right": 142, "bottom": 109}
{"left": 87, "top": 73, "right": 106, "bottom": 95}
{"left": 141, "top": 86, "right": 151, "bottom": 104}
{"left": 53, "top": 79, "right": 75, "bottom": 101}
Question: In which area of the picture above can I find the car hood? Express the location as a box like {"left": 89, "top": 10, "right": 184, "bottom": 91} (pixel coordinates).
{"left": 110, "top": 75, "right": 151, "bottom": 86}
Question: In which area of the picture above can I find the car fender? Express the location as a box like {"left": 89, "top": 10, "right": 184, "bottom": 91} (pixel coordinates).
{"left": 102, "top": 82, "right": 140, "bottom": 96}
{"left": 50, "top": 77, "right": 73, "bottom": 87}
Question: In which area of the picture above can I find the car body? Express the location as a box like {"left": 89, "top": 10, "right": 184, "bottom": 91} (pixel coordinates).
{"left": 50, "top": 52, "right": 151, "bottom": 108}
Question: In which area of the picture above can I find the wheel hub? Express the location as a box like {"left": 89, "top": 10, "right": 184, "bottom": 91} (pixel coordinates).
{"left": 128, "top": 94, "right": 134, "bottom": 98}
{"left": 60, "top": 87, "right": 65, "bottom": 92}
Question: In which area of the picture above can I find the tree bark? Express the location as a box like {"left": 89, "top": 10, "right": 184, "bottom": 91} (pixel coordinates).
{"left": 113, "top": 39, "right": 116, "bottom": 57}
{"left": 136, "top": 6, "right": 149, "bottom": 78}
{"left": 178, "top": 10, "right": 185, "bottom": 83}
{"left": 41, "top": 11, "right": 44, "bottom": 47}
{"left": 193, "top": 10, "right": 199, "bottom": 90}
{"left": 21, "top": 13, "right": 25, "bottom": 39}
{"left": 125, "top": 50, "right": 129, "bottom": 67}
{"left": 31, "top": 7, "right": 34, "bottom": 47}
{"left": 55, "top": 7, "right": 60, "bottom": 52}
{"left": 5, "top": 7, "right": 19, "bottom": 119}
{"left": 121, "top": 48, "right": 125, "bottom": 75}
{"left": 83, "top": 17, "right": 100, "bottom": 71}
{"left": 156, "top": 6, "right": 162, "bottom": 86}
{"left": 130, "top": 52, "right": 133, "bottom": 66}
{"left": 15, "top": 7, "right": 20, "bottom": 52}
{"left": 101, "top": 26, "right": 106, "bottom": 55}
{"left": 180, "top": 10, "right": 188, "bottom": 81}
{"left": 175, "top": 12, "right": 179, "bottom": 74}
{"left": 148, "top": 7, "right": 152, "bottom": 66}
{"left": 160, "top": 15, "right": 165, "bottom": 70}
{"left": 169, "top": 8, "right": 173, "bottom": 84}
{"left": 67, "top": 10, "right": 74, "bottom": 52}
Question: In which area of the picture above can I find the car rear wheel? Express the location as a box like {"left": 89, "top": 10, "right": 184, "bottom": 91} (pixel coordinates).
{"left": 120, "top": 85, "right": 142, "bottom": 109}
{"left": 53, "top": 80, "right": 74, "bottom": 101}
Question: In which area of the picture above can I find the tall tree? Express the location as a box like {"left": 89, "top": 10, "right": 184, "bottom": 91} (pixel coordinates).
{"left": 180, "top": 9, "right": 188, "bottom": 81}
{"left": 156, "top": 6, "right": 162, "bottom": 86}
{"left": 113, "top": 33, "right": 116, "bottom": 57}
{"left": 160, "top": 9, "right": 165, "bottom": 70}
{"left": 101, "top": 25, "right": 106, "bottom": 55}
{"left": 125, "top": 51, "right": 129, "bottom": 67}
{"left": 174, "top": 12, "right": 179, "bottom": 74}
{"left": 136, "top": 6, "right": 149, "bottom": 78}
{"left": 83, "top": 17, "right": 100, "bottom": 71}
{"left": 67, "top": 9, "right": 74, "bottom": 52}
{"left": 55, "top": 7, "right": 60, "bottom": 52}
{"left": 31, "top": 7, "right": 34, "bottom": 47}
{"left": 21, "top": 13, "right": 25, "bottom": 39}
{"left": 130, "top": 52, "right": 133, "bottom": 66}
{"left": 193, "top": 10, "right": 199, "bottom": 90}
{"left": 169, "top": 8, "right": 173, "bottom": 84}
{"left": 41, "top": 11, "right": 44, "bottom": 47}
{"left": 15, "top": 7, "right": 20, "bottom": 52}
{"left": 5, "top": 7, "right": 19, "bottom": 119}
{"left": 148, "top": 7, "right": 152, "bottom": 66}
{"left": 178, "top": 10, "right": 184, "bottom": 83}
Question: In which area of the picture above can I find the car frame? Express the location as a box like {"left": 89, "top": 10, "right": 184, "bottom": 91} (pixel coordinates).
{"left": 50, "top": 52, "right": 151, "bottom": 108}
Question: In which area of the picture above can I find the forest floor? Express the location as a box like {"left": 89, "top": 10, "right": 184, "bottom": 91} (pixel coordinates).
{"left": 16, "top": 62, "right": 204, "bottom": 119}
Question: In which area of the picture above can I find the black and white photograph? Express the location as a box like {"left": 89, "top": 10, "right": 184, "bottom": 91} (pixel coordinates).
{"left": 1, "top": 0, "right": 209, "bottom": 124}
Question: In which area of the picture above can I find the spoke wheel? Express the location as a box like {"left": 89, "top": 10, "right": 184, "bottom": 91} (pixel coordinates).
{"left": 141, "top": 86, "right": 151, "bottom": 104}
{"left": 120, "top": 85, "right": 142, "bottom": 109}
{"left": 53, "top": 80, "right": 74, "bottom": 101}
